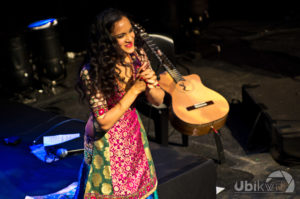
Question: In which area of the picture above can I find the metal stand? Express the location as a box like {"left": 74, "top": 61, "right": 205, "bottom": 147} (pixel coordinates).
{"left": 182, "top": 134, "right": 189, "bottom": 146}
{"left": 211, "top": 127, "right": 226, "bottom": 164}
{"left": 152, "top": 105, "right": 169, "bottom": 146}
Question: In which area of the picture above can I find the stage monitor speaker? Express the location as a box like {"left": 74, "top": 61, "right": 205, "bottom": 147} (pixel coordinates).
{"left": 157, "top": 159, "right": 216, "bottom": 199}
{"left": 150, "top": 143, "right": 216, "bottom": 199}
{"left": 242, "top": 78, "right": 300, "bottom": 166}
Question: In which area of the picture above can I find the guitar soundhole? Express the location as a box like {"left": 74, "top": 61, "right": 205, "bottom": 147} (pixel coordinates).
{"left": 176, "top": 80, "right": 194, "bottom": 92}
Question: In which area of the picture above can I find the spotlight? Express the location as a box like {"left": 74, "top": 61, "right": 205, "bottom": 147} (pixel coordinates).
{"left": 7, "top": 35, "right": 34, "bottom": 92}
{"left": 28, "top": 18, "right": 66, "bottom": 85}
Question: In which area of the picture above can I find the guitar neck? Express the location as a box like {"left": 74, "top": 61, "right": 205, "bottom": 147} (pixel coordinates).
{"left": 141, "top": 33, "right": 184, "bottom": 83}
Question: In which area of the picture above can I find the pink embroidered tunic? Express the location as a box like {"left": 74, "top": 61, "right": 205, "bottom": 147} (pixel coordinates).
{"left": 75, "top": 54, "right": 157, "bottom": 199}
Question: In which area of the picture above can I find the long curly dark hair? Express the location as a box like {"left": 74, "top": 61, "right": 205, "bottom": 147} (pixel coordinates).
{"left": 76, "top": 8, "right": 145, "bottom": 103}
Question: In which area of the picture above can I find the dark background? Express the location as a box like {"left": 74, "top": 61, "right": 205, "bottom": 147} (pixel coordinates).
{"left": 1, "top": 0, "right": 299, "bottom": 94}
{"left": 1, "top": 0, "right": 299, "bottom": 51}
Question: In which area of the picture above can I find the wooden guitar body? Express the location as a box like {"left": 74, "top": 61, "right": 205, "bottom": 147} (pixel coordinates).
{"left": 133, "top": 23, "right": 229, "bottom": 136}
{"left": 159, "top": 72, "right": 230, "bottom": 136}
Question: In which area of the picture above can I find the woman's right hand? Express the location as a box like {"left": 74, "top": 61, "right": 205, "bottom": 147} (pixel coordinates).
{"left": 132, "top": 78, "right": 147, "bottom": 95}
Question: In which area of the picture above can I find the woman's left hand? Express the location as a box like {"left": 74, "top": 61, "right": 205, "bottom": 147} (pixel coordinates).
{"left": 137, "top": 61, "right": 158, "bottom": 88}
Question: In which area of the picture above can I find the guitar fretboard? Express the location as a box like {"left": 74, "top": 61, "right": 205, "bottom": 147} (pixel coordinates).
{"left": 137, "top": 27, "right": 185, "bottom": 83}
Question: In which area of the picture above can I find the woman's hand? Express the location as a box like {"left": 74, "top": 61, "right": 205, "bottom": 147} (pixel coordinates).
{"left": 132, "top": 78, "right": 147, "bottom": 95}
{"left": 137, "top": 60, "right": 158, "bottom": 88}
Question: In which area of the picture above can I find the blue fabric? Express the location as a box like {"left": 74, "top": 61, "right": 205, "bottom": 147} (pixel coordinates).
{"left": 74, "top": 160, "right": 89, "bottom": 199}
{"left": 154, "top": 190, "right": 159, "bottom": 199}
{"left": 146, "top": 190, "right": 159, "bottom": 199}
{"left": 146, "top": 194, "right": 153, "bottom": 199}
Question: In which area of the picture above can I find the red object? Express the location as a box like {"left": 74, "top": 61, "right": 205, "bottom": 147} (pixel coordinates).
{"left": 211, "top": 126, "right": 219, "bottom": 134}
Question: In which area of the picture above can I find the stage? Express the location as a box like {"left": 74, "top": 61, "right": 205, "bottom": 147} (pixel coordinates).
{"left": 1, "top": 8, "right": 300, "bottom": 198}
{"left": 0, "top": 101, "right": 217, "bottom": 199}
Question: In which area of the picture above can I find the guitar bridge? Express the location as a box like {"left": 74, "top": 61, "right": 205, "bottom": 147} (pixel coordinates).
{"left": 186, "top": 101, "right": 214, "bottom": 111}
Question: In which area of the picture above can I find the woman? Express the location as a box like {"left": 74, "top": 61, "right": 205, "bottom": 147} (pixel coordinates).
{"left": 75, "top": 8, "right": 165, "bottom": 199}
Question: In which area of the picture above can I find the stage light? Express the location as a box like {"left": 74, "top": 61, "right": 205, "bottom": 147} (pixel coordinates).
{"left": 28, "top": 18, "right": 57, "bottom": 30}
{"left": 28, "top": 18, "right": 66, "bottom": 85}
{"left": 7, "top": 35, "right": 34, "bottom": 92}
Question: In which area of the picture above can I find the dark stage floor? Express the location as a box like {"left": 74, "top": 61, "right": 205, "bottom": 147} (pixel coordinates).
{"left": 1, "top": 16, "right": 300, "bottom": 199}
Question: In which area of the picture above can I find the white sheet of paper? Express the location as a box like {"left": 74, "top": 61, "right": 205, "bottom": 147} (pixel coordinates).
{"left": 43, "top": 133, "right": 80, "bottom": 146}
{"left": 216, "top": 186, "right": 225, "bottom": 194}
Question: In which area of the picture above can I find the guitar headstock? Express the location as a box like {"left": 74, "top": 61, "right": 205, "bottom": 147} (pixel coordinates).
{"left": 133, "top": 22, "right": 180, "bottom": 80}
{"left": 133, "top": 23, "right": 148, "bottom": 39}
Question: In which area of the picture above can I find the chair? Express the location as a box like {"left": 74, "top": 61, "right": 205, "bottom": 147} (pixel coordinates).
{"left": 136, "top": 33, "right": 189, "bottom": 147}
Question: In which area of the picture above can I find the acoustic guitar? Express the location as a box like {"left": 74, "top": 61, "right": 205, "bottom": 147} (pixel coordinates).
{"left": 134, "top": 24, "right": 230, "bottom": 136}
